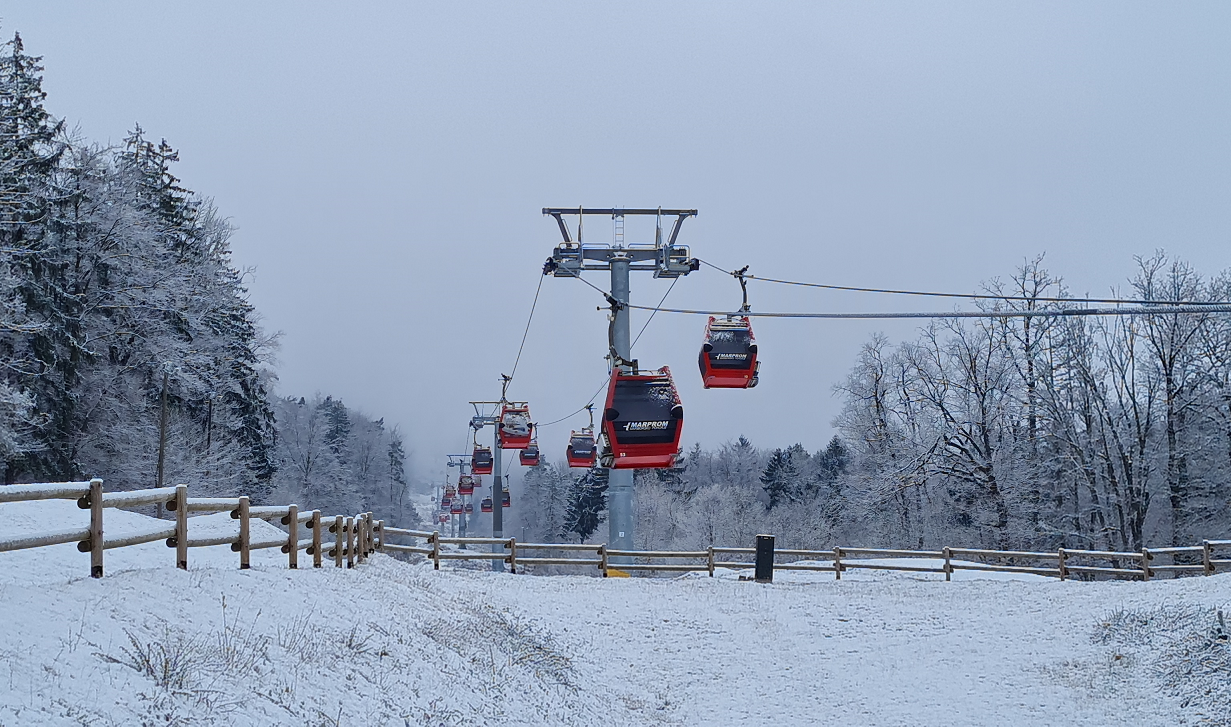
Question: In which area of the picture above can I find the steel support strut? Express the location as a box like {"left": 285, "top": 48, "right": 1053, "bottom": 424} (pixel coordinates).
{"left": 491, "top": 421, "right": 503, "bottom": 571}
{"left": 608, "top": 256, "right": 635, "bottom": 564}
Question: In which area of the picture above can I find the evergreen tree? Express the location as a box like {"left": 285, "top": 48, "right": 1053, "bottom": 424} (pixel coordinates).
{"left": 0, "top": 31, "right": 73, "bottom": 480}
{"left": 318, "top": 395, "right": 352, "bottom": 456}
{"left": 760, "top": 448, "right": 790, "bottom": 509}
{"left": 561, "top": 467, "right": 608, "bottom": 542}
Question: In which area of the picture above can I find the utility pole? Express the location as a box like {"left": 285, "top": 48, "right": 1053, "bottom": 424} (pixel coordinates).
{"left": 542, "top": 207, "right": 699, "bottom": 562}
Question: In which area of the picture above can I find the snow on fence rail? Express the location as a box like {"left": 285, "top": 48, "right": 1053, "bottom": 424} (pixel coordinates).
{"left": 0, "top": 479, "right": 384, "bottom": 578}
{"left": 4, "top": 480, "right": 1230, "bottom": 583}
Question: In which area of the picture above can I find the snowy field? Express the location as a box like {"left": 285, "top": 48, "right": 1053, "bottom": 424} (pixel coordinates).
{"left": 2, "top": 500, "right": 1229, "bottom": 726}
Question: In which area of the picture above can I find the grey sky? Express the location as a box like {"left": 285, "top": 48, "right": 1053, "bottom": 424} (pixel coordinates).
{"left": 6, "top": 2, "right": 1230, "bottom": 483}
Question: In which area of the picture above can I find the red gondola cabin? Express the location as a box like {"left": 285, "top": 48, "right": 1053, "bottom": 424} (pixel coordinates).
{"left": 438, "top": 513, "right": 450, "bottom": 524}
{"left": 440, "top": 495, "right": 451, "bottom": 508}
{"left": 458, "top": 475, "right": 475, "bottom": 495}
{"left": 600, "top": 366, "right": 684, "bottom": 469}
{"left": 464, "top": 502, "right": 474, "bottom": 514}
{"left": 566, "top": 428, "right": 597, "bottom": 468}
{"left": 501, "top": 489, "right": 511, "bottom": 508}
{"left": 497, "top": 404, "right": 533, "bottom": 449}
{"left": 450, "top": 501, "right": 463, "bottom": 515}
{"left": 698, "top": 316, "right": 759, "bottom": 389}
{"left": 480, "top": 497, "right": 494, "bottom": 513}
{"left": 472, "top": 445, "right": 494, "bottom": 475}
{"left": 519, "top": 439, "right": 541, "bottom": 467}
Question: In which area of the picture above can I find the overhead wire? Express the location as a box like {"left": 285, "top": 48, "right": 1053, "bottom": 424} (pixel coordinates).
{"left": 507, "top": 274, "right": 544, "bottom": 385}
{"left": 621, "top": 302, "right": 1231, "bottom": 319}
{"left": 535, "top": 377, "right": 608, "bottom": 429}
{"left": 632, "top": 276, "right": 679, "bottom": 348}
{"left": 695, "top": 258, "right": 1231, "bottom": 308}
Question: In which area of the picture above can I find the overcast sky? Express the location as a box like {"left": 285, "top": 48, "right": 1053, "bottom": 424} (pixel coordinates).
{"left": 6, "top": 2, "right": 1230, "bottom": 483}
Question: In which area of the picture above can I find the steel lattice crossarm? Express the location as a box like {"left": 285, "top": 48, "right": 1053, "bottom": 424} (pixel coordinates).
{"left": 542, "top": 207, "right": 700, "bottom": 278}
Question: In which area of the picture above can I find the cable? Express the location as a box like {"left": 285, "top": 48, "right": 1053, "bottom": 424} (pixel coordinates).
{"left": 695, "top": 258, "right": 1231, "bottom": 308}
{"left": 535, "top": 377, "right": 608, "bottom": 429}
{"left": 507, "top": 275, "right": 544, "bottom": 385}
{"left": 631, "top": 276, "right": 678, "bottom": 348}
{"left": 556, "top": 266, "right": 612, "bottom": 299}
{"left": 622, "top": 302, "right": 1231, "bottom": 320}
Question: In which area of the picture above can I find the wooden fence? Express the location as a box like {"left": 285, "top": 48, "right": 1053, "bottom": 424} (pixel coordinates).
{"left": 4, "top": 480, "right": 1230, "bottom": 583}
{"left": 0, "top": 479, "right": 383, "bottom": 577}
{"left": 378, "top": 528, "right": 1231, "bottom": 582}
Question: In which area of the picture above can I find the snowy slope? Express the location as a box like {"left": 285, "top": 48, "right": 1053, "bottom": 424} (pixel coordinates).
{"left": 2, "top": 499, "right": 1227, "bottom": 726}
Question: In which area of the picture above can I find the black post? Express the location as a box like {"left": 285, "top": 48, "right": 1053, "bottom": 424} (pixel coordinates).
{"left": 754, "top": 534, "right": 775, "bottom": 583}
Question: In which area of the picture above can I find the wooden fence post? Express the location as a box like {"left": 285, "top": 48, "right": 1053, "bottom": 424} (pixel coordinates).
{"left": 1140, "top": 548, "right": 1151, "bottom": 581}
{"left": 333, "top": 515, "right": 344, "bottom": 567}
{"left": 431, "top": 530, "right": 440, "bottom": 570}
{"left": 345, "top": 517, "right": 355, "bottom": 568}
{"left": 508, "top": 538, "right": 517, "bottom": 574}
{"left": 361, "top": 514, "right": 370, "bottom": 560}
{"left": 286, "top": 504, "right": 298, "bottom": 569}
{"left": 1203, "top": 540, "right": 1214, "bottom": 576}
{"left": 1057, "top": 548, "right": 1067, "bottom": 581}
{"left": 599, "top": 543, "right": 608, "bottom": 578}
{"left": 833, "top": 547, "right": 843, "bottom": 581}
{"left": 238, "top": 496, "right": 251, "bottom": 570}
{"left": 312, "top": 511, "right": 322, "bottom": 568}
{"left": 942, "top": 546, "right": 952, "bottom": 582}
{"left": 707, "top": 546, "right": 715, "bottom": 577}
{"left": 89, "top": 478, "right": 104, "bottom": 578}
{"left": 375, "top": 519, "right": 384, "bottom": 552}
{"left": 174, "top": 484, "right": 188, "bottom": 570}
{"left": 365, "top": 513, "right": 374, "bottom": 556}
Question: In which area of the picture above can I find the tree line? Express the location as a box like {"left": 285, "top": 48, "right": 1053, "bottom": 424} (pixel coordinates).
{"left": 521, "top": 253, "right": 1230, "bottom": 554}
{"left": 0, "top": 33, "right": 416, "bottom": 526}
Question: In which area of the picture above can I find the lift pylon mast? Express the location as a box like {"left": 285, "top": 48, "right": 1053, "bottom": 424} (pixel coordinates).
{"left": 542, "top": 207, "right": 699, "bottom": 563}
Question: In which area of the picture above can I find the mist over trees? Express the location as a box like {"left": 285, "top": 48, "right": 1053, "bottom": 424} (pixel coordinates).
{"left": 0, "top": 32, "right": 416, "bottom": 526}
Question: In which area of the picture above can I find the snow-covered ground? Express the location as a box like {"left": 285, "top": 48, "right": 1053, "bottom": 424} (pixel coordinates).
{"left": 2, "top": 499, "right": 1228, "bottom": 726}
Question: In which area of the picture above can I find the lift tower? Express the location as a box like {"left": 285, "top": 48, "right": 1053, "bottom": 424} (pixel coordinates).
{"left": 543, "top": 207, "right": 699, "bottom": 561}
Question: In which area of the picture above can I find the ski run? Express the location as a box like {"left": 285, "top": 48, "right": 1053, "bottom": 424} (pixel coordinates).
{"left": 1, "top": 498, "right": 1228, "bottom": 726}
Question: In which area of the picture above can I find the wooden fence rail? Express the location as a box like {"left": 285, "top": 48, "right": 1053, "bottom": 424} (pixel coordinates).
{"left": 377, "top": 524, "right": 1231, "bottom": 583}
{"left": 5, "top": 480, "right": 1231, "bottom": 584}
{"left": 0, "top": 480, "right": 383, "bottom": 578}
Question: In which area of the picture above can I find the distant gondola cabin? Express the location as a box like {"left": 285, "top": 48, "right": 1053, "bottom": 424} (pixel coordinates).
{"left": 698, "top": 316, "right": 759, "bottom": 389}
{"left": 472, "top": 445, "right": 494, "bottom": 475}
{"left": 497, "top": 405, "right": 533, "bottom": 449}
{"left": 519, "top": 439, "right": 541, "bottom": 466}
{"left": 566, "top": 429, "right": 596, "bottom": 468}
